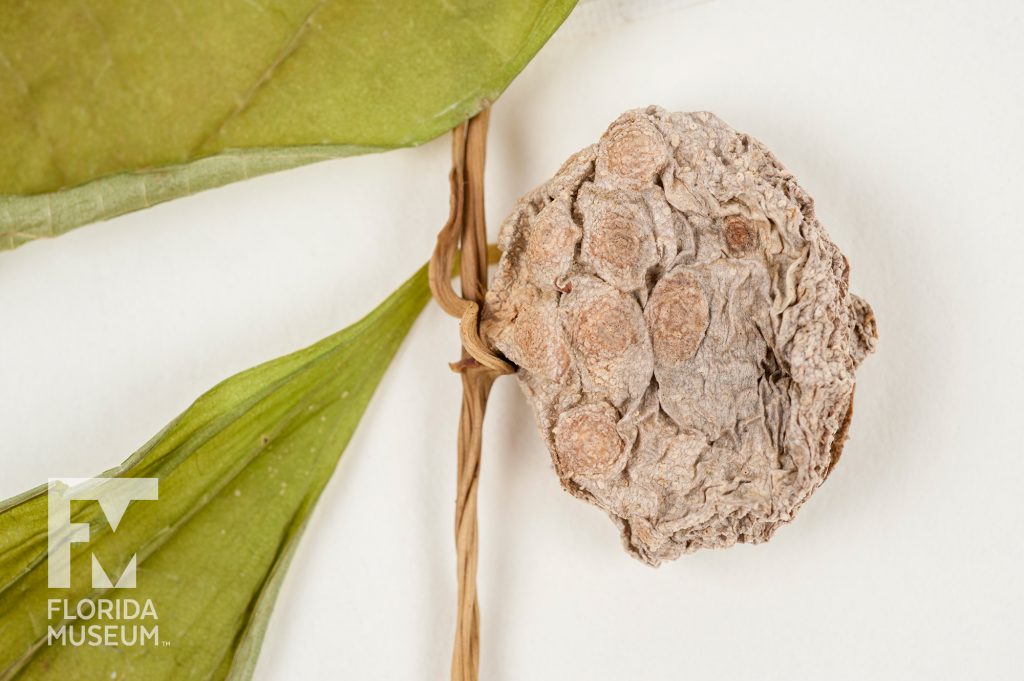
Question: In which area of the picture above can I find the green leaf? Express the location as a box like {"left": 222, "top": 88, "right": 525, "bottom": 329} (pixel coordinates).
{"left": 0, "top": 265, "right": 430, "bottom": 680}
{"left": 0, "top": 0, "right": 576, "bottom": 250}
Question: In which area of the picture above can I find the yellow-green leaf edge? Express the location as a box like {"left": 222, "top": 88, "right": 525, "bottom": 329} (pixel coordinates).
{"left": 0, "top": 0, "right": 576, "bottom": 251}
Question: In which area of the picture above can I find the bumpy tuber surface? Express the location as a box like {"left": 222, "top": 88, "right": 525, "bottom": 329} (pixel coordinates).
{"left": 482, "top": 107, "right": 877, "bottom": 565}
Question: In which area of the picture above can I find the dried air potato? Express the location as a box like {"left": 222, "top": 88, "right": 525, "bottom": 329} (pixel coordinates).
{"left": 482, "top": 106, "right": 877, "bottom": 565}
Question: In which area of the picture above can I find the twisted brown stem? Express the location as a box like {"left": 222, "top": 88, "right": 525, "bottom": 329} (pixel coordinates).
{"left": 428, "top": 109, "right": 512, "bottom": 681}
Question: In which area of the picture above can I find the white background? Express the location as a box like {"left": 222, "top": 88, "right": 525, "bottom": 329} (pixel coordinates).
{"left": 2, "top": 0, "right": 1023, "bottom": 678}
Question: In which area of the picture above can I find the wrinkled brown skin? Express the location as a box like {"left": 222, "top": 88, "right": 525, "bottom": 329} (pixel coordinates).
{"left": 482, "top": 107, "right": 877, "bottom": 565}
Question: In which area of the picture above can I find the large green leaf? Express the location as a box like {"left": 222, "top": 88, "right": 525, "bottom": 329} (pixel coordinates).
{"left": 0, "top": 0, "right": 575, "bottom": 250}
{"left": 0, "top": 265, "right": 430, "bottom": 680}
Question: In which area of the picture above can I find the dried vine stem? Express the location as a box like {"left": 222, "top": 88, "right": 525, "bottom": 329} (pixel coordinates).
{"left": 428, "top": 108, "right": 513, "bottom": 681}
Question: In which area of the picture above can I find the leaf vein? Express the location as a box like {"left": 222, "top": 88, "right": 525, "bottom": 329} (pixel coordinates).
{"left": 190, "top": 0, "right": 332, "bottom": 154}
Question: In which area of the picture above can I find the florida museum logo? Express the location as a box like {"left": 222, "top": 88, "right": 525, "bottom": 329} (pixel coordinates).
{"left": 46, "top": 477, "right": 161, "bottom": 647}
